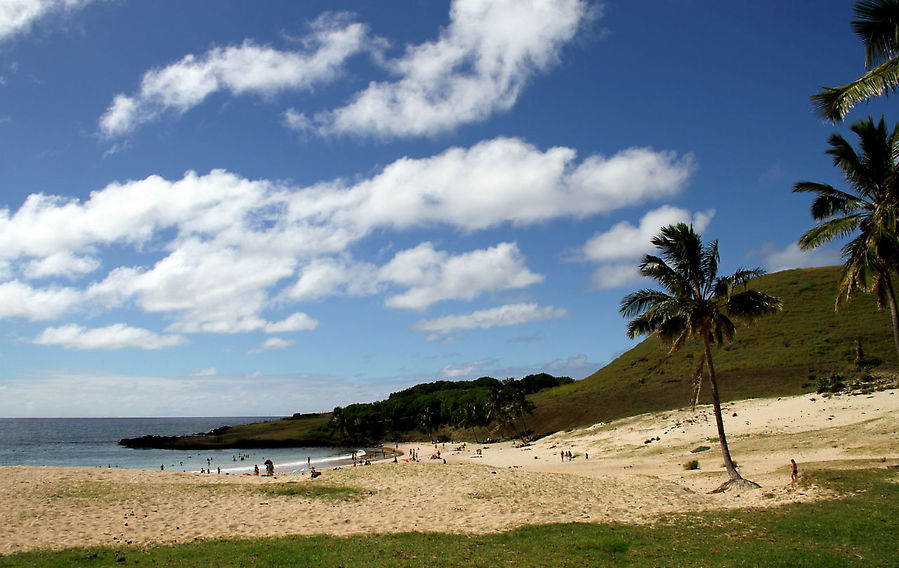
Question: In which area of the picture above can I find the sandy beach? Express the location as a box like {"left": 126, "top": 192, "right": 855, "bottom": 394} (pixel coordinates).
{"left": 2, "top": 389, "right": 896, "bottom": 555}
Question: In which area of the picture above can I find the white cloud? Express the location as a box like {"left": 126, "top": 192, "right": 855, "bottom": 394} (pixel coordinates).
{"left": 264, "top": 312, "right": 318, "bottom": 333}
{"left": 191, "top": 367, "right": 217, "bottom": 377}
{"left": 582, "top": 205, "right": 714, "bottom": 262}
{"left": 310, "top": 0, "right": 593, "bottom": 138}
{"left": 439, "top": 361, "right": 481, "bottom": 378}
{"left": 582, "top": 206, "right": 714, "bottom": 290}
{"left": 284, "top": 256, "right": 380, "bottom": 301}
{"left": 761, "top": 242, "right": 841, "bottom": 273}
{"left": 0, "top": 280, "right": 82, "bottom": 320}
{"left": 24, "top": 251, "right": 100, "bottom": 279}
{"left": 0, "top": 139, "right": 692, "bottom": 335}
{"left": 346, "top": 139, "right": 694, "bottom": 232}
{"left": 0, "top": 0, "right": 93, "bottom": 42}
{"left": 247, "top": 336, "right": 295, "bottom": 355}
{"left": 34, "top": 323, "right": 186, "bottom": 350}
{"left": 589, "top": 262, "right": 640, "bottom": 290}
{"left": 100, "top": 13, "right": 370, "bottom": 138}
{"left": 416, "top": 302, "right": 567, "bottom": 337}
{"left": 380, "top": 242, "right": 543, "bottom": 311}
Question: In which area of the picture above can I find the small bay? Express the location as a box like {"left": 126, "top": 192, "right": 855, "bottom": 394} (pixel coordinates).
{"left": 0, "top": 417, "right": 353, "bottom": 473}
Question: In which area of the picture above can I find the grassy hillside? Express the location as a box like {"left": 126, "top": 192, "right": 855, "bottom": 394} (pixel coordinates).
{"left": 527, "top": 265, "right": 897, "bottom": 436}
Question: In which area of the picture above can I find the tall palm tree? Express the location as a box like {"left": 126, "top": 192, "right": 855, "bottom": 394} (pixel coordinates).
{"left": 328, "top": 406, "right": 349, "bottom": 442}
{"left": 812, "top": 0, "right": 899, "bottom": 121}
{"left": 794, "top": 116, "right": 899, "bottom": 359}
{"left": 620, "top": 224, "right": 782, "bottom": 492}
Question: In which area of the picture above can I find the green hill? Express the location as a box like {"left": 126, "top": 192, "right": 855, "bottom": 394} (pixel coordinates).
{"left": 123, "top": 266, "right": 897, "bottom": 449}
{"left": 526, "top": 265, "right": 897, "bottom": 436}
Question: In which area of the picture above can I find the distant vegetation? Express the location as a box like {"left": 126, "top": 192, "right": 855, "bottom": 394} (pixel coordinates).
{"left": 120, "top": 373, "right": 572, "bottom": 449}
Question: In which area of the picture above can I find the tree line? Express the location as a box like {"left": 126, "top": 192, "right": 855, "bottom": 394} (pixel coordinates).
{"left": 322, "top": 373, "right": 573, "bottom": 444}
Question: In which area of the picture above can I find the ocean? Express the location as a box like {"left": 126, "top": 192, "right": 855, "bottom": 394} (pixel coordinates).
{"left": 0, "top": 417, "right": 357, "bottom": 473}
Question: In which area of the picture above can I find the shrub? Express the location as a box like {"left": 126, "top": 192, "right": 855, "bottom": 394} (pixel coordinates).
{"left": 816, "top": 374, "right": 845, "bottom": 394}
{"left": 683, "top": 459, "right": 699, "bottom": 470}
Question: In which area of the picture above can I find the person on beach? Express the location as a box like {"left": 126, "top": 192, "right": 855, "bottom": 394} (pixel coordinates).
{"left": 254, "top": 464, "right": 259, "bottom": 476}
{"left": 790, "top": 459, "right": 798, "bottom": 483}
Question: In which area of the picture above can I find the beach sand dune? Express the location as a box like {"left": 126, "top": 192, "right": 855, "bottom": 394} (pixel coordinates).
{"left": 2, "top": 389, "right": 896, "bottom": 555}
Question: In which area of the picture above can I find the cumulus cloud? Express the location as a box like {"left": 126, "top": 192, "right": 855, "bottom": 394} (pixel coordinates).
{"left": 581, "top": 206, "right": 714, "bottom": 290}
{"left": 582, "top": 205, "right": 714, "bottom": 262}
{"left": 264, "top": 312, "right": 318, "bottom": 333}
{"left": 0, "top": 280, "right": 82, "bottom": 320}
{"left": 380, "top": 242, "right": 543, "bottom": 311}
{"left": 24, "top": 252, "right": 100, "bottom": 279}
{"left": 415, "top": 302, "right": 567, "bottom": 339}
{"left": 0, "top": 0, "right": 93, "bottom": 42}
{"left": 284, "top": 256, "right": 380, "bottom": 301}
{"left": 100, "top": 13, "right": 370, "bottom": 138}
{"left": 305, "top": 0, "right": 594, "bottom": 138}
{"left": 0, "top": 138, "right": 692, "bottom": 336}
{"left": 761, "top": 242, "right": 841, "bottom": 273}
{"left": 33, "top": 323, "right": 186, "bottom": 350}
{"left": 440, "top": 360, "right": 487, "bottom": 379}
{"left": 589, "top": 263, "right": 641, "bottom": 290}
{"left": 345, "top": 139, "right": 694, "bottom": 232}
{"left": 247, "top": 336, "right": 295, "bottom": 355}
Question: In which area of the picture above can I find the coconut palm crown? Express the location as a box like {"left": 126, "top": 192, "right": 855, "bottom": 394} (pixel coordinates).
{"left": 794, "top": 115, "right": 899, "bottom": 359}
{"left": 812, "top": 0, "right": 899, "bottom": 121}
{"left": 620, "top": 223, "right": 782, "bottom": 490}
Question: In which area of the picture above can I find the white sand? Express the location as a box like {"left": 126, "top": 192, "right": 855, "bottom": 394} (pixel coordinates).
{"left": 2, "top": 389, "right": 896, "bottom": 555}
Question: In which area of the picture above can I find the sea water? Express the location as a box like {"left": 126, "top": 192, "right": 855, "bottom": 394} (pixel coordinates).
{"left": 0, "top": 417, "right": 357, "bottom": 473}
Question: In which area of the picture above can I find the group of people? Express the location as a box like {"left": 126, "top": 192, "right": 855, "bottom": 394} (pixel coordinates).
{"left": 251, "top": 460, "right": 275, "bottom": 476}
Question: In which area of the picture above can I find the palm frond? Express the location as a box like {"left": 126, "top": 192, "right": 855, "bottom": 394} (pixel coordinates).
{"left": 792, "top": 182, "right": 866, "bottom": 219}
{"left": 726, "top": 290, "right": 783, "bottom": 320}
{"left": 619, "top": 289, "right": 672, "bottom": 319}
{"left": 798, "top": 215, "right": 864, "bottom": 250}
{"left": 638, "top": 254, "right": 685, "bottom": 295}
{"left": 726, "top": 268, "right": 767, "bottom": 290}
{"left": 811, "top": 58, "right": 899, "bottom": 122}
{"left": 852, "top": 0, "right": 899, "bottom": 67}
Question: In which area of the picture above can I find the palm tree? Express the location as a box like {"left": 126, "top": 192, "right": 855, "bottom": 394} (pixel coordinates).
{"left": 328, "top": 406, "right": 348, "bottom": 442}
{"left": 620, "top": 223, "right": 782, "bottom": 492}
{"left": 812, "top": 0, "right": 899, "bottom": 121}
{"left": 485, "top": 388, "right": 510, "bottom": 439}
{"left": 794, "top": 116, "right": 899, "bottom": 360}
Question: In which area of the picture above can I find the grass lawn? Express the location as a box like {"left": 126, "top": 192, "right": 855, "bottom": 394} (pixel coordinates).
{"left": 2, "top": 467, "right": 896, "bottom": 567}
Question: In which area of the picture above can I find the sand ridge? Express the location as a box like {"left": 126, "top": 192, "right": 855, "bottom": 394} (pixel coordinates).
{"left": 2, "top": 389, "right": 896, "bottom": 555}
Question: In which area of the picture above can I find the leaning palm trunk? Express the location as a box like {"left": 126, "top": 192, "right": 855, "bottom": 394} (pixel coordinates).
{"left": 703, "top": 338, "right": 739, "bottom": 480}
{"left": 885, "top": 273, "right": 899, "bottom": 360}
{"left": 704, "top": 337, "right": 761, "bottom": 492}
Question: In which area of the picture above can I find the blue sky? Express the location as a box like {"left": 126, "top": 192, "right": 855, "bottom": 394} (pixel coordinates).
{"left": 0, "top": 1, "right": 885, "bottom": 417}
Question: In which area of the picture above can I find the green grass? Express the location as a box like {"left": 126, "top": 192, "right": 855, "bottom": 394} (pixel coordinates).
{"left": 3, "top": 467, "right": 896, "bottom": 567}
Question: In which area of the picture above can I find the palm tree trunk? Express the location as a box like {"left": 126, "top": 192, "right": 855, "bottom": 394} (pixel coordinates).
{"left": 884, "top": 273, "right": 899, "bottom": 361}
{"left": 703, "top": 336, "right": 742, "bottom": 481}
